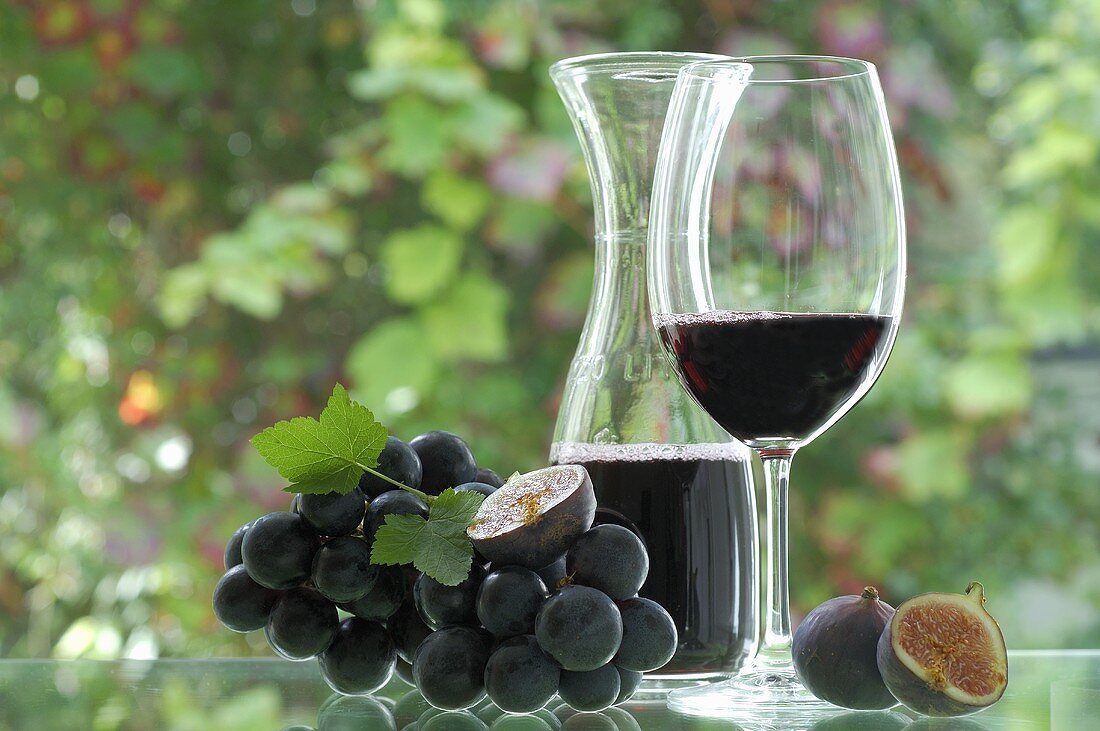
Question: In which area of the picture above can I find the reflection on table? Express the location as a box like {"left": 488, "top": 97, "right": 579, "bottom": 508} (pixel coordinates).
{"left": 0, "top": 651, "right": 1094, "bottom": 730}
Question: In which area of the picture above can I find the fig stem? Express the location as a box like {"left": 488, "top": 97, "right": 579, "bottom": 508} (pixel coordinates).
{"left": 861, "top": 586, "right": 880, "bottom": 601}
{"left": 965, "top": 580, "right": 987, "bottom": 606}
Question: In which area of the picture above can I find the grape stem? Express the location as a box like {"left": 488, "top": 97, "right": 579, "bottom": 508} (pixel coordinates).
{"left": 355, "top": 461, "right": 434, "bottom": 504}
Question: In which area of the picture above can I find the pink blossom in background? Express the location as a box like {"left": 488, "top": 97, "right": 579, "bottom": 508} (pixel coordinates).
{"left": 778, "top": 143, "right": 824, "bottom": 202}
{"left": 488, "top": 138, "right": 571, "bottom": 201}
{"left": 861, "top": 445, "right": 902, "bottom": 492}
{"left": 553, "top": 30, "right": 613, "bottom": 61}
{"left": 768, "top": 202, "right": 814, "bottom": 259}
{"left": 104, "top": 519, "right": 163, "bottom": 566}
{"left": 714, "top": 28, "right": 796, "bottom": 59}
{"left": 882, "top": 45, "right": 957, "bottom": 118}
{"left": 816, "top": 0, "right": 887, "bottom": 58}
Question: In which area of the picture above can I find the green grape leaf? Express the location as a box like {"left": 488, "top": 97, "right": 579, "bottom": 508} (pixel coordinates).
{"left": 370, "top": 489, "right": 485, "bottom": 585}
{"left": 251, "top": 383, "right": 387, "bottom": 495}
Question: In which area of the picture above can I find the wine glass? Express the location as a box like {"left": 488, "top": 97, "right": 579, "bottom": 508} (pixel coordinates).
{"left": 648, "top": 56, "right": 905, "bottom": 718}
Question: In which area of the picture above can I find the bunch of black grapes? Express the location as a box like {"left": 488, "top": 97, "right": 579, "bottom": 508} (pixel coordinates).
{"left": 214, "top": 430, "right": 501, "bottom": 696}
{"left": 214, "top": 431, "right": 677, "bottom": 713}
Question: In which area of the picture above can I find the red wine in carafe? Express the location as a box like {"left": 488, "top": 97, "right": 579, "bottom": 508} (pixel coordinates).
{"left": 552, "top": 442, "right": 757, "bottom": 677}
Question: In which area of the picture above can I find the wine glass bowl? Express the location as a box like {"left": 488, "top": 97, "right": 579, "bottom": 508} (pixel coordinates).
{"left": 648, "top": 56, "right": 905, "bottom": 718}
{"left": 656, "top": 310, "right": 895, "bottom": 449}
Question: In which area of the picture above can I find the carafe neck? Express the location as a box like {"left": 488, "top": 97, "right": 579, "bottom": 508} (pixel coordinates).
{"left": 584, "top": 230, "right": 651, "bottom": 354}
{"left": 551, "top": 52, "right": 726, "bottom": 239}
{"left": 549, "top": 53, "right": 739, "bottom": 450}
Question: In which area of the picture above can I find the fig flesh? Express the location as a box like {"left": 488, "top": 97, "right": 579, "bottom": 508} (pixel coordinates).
{"left": 792, "top": 586, "right": 896, "bottom": 710}
{"left": 877, "top": 581, "right": 1008, "bottom": 717}
{"left": 466, "top": 465, "right": 596, "bottom": 569}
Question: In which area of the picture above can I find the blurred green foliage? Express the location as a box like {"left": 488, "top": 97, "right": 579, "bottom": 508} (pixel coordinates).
{"left": 1, "top": 0, "right": 1098, "bottom": 660}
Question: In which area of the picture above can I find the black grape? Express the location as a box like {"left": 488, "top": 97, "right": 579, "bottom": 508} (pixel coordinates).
{"left": 601, "top": 708, "right": 639, "bottom": 729}
{"left": 612, "top": 597, "right": 677, "bottom": 672}
{"left": 394, "top": 658, "right": 414, "bottom": 686}
{"left": 299, "top": 490, "right": 365, "bottom": 537}
{"left": 359, "top": 436, "right": 423, "bottom": 498}
{"left": 401, "top": 565, "right": 422, "bottom": 591}
{"left": 534, "top": 585, "right": 622, "bottom": 672}
{"left": 338, "top": 564, "right": 405, "bottom": 621}
{"left": 483, "top": 635, "right": 561, "bottom": 714}
{"left": 316, "top": 694, "right": 395, "bottom": 731}
{"left": 212, "top": 564, "right": 279, "bottom": 632}
{"left": 476, "top": 566, "right": 549, "bottom": 638}
{"left": 290, "top": 493, "right": 301, "bottom": 514}
{"left": 454, "top": 481, "right": 497, "bottom": 498}
{"left": 474, "top": 468, "right": 505, "bottom": 489}
{"left": 473, "top": 698, "right": 505, "bottom": 726}
{"left": 394, "top": 689, "right": 433, "bottom": 728}
{"left": 557, "top": 664, "right": 620, "bottom": 713}
{"left": 388, "top": 599, "right": 433, "bottom": 663}
{"left": 265, "top": 587, "right": 338, "bottom": 661}
{"left": 615, "top": 666, "right": 644, "bottom": 704}
{"left": 418, "top": 708, "right": 447, "bottom": 728}
{"left": 421, "top": 712, "right": 488, "bottom": 731}
{"left": 556, "top": 709, "right": 616, "bottom": 730}
{"left": 565, "top": 525, "right": 648, "bottom": 601}
{"left": 409, "top": 431, "right": 477, "bottom": 494}
{"left": 533, "top": 710, "right": 562, "bottom": 729}
{"left": 223, "top": 521, "right": 250, "bottom": 570}
{"left": 535, "top": 557, "right": 567, "bottom": 590}
{"left": 241, "top": 512, "right": 320, "bottom": 589}
{"left": 318, "top": 617, "right": 396, "bottom": 696}
{"left": 364, "top": 490, "right": 429, "bottom": 542}
{"left": 412, "top": 626, "right": 492, "bottom": 711}
{"left": 414, "top": 565, "right": 487, "bottom": 630}
{"left": 311, "top": 536, "right": 377, "bottom": 603}
{"left": 490, "top": 713, "right": 556, "bottom": 730}
{"left": 454, "top": 488, "right": 494, "bottom": 565}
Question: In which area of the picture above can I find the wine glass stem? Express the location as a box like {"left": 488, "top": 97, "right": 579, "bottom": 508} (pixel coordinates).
{"left": 758, "top": 449, "right": 795, "bottom": 669}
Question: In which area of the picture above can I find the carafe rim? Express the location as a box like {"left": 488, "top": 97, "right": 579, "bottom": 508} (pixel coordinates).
{"left": 549, "top": 51, "right": 730, "bottom": 83}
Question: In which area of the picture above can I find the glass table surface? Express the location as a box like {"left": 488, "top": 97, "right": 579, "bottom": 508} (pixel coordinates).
{"left": 0, "top": 651, "right": 1094, "bottom": 730}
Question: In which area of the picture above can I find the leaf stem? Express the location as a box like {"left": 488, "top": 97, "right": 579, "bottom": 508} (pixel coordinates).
{"left": 356, "top": 462, "right": 433, "bottom": 503}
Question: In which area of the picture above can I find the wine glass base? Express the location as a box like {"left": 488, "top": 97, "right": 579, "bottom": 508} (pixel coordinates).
{"left": 667, "top": 666, "right": 840, "bottom": 724}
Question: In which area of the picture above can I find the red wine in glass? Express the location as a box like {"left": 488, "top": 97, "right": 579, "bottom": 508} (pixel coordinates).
{"left": 656, "top": 311, "right": 894, "bottom": 444}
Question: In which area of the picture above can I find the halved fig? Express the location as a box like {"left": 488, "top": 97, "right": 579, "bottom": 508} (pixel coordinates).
{"left": 809, "top": 710, "right": 909, "bottom": 731}
{"left": 792, "top": 586, "right": 896, "bottom": 710}
{"left": 877, "top": 581, "right": 1008, "bottom": 717}
{"left": 466, "top": 465, "right": 595, "bottom": 569}
{"left": 906, "top": 719, "right": 990, "bottom": 731}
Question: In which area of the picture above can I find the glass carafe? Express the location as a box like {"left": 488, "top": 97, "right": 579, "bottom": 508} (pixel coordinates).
{"left": 548, "top": 53, "right": 758, "bottom": 679}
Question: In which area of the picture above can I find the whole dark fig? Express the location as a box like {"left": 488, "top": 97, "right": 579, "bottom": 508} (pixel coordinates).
{"left": 792, "top": 586, "right": 896, "bottom": 710}
{"left": 809, "top": 710, "right": 909, "bottom": 730}
{"left": 877, "top": 581, "right": 1008, "bottom": 717}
